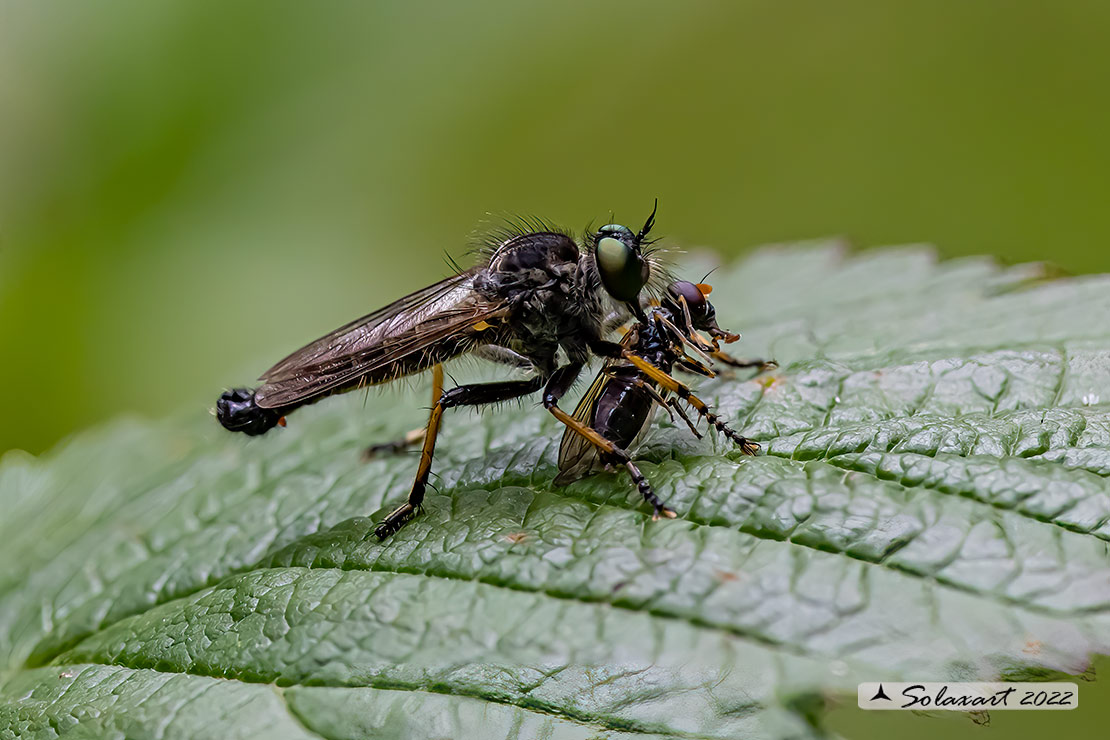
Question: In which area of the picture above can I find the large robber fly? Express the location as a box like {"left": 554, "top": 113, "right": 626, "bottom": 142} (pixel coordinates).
{"left": 554, "top": 280, "right": 772, "bottom": 517}
{"left": 216, "top": 206, "right": 758, "bottom": 537}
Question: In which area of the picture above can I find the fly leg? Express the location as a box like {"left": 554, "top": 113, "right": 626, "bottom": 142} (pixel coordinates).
{"left": 362, "top": 365, "right": 442, "bottom": 460}
{"left": 544, "top": 363, "right": 677, "bottom": 520}
{"left": 618, "top": 374, "right": 703, "bottom": 440}
{"left": 626, "top": 377, "right": 678, "bottom": 425}
{"left": 664, "top": 396, "right": 704, "bottom": 439}
{"left": 675, "top": 355, "right": 716, "bottom": 378}
{"left": 622, "top": 352, "right": 761, "bottom": 456}
{"left": 362, "top": 427, "right": 427, "bottom": 460}
{"left": 374, "top": 374, "right": 546, "bottom": 539}
{"left": 709, "top": 349, "right": 777, "bottom": 373}
{"left": 600, "top": 366, "right": 681, "bottom": 425}
{"left": 679, "top": 350, "right": 775, "bottom": 376}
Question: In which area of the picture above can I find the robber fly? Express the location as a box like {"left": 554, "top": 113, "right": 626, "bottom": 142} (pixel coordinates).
{"left": 555, "top": 280, "right": 771, "bottom": 517}
{"left": 218, "top": 206, "right": 674, "bottom": 538}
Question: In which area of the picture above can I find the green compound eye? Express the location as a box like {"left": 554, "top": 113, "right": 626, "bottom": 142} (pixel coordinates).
{"left": 597, "top": 224, "right": 635, "bottom": 240}
{"left": 596, "top": 236, "right": 630, "bottom": 272}
{"left": 596, "top": 234, "right": 647, "bottom": 302}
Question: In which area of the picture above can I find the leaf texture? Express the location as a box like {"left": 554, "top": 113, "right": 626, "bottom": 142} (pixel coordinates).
{"left": 3, "top": 243, "right": 1109, "bottom": 739}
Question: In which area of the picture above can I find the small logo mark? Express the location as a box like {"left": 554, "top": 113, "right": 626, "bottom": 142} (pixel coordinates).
{"left": 870, "top": 684, "right": 892, "bottom": 701}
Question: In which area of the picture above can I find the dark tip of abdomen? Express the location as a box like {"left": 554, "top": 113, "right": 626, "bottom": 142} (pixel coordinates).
{"left": 216, "top": 388, "right": 282, "bottom": 436}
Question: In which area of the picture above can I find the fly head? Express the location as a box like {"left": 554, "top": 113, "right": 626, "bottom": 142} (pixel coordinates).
{"left": 592, "top": 201, "right": 659, "bottom": 308}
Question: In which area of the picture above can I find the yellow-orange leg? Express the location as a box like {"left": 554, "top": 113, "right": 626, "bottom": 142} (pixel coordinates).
{"left": 374, "top": 365, "right": 444, "bottom": 538}
{"left": 600, "top": 368, "right": 673, "bottom": 418}
{"left": 676, "top": 353, "right": 716, "bottom": 378}
{"left": 545, "top": 404, "right": 677, "bottom": 520}
{"left": 368, "top": 363, "right": 444, "bottom": 461}
{"left": 622, "top": 352, "right": 761, "bottom": 456}
{"left": 375, "top": 367, "right": 546, "bottom": 539}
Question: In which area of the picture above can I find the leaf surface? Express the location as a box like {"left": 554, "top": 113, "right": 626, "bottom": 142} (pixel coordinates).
{"left": 3, "top": 243, "right": 1109, "bottom": 739}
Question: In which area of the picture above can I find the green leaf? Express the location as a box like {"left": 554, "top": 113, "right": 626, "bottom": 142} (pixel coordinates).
{"left": 3, "top": 243, "right": 1109, "bottom": 739}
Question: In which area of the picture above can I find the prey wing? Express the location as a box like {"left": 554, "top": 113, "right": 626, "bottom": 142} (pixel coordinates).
{"left": 255, "top": 268, "right": 507, "bottom": 407}
{"left": 554, "top": 324, "right": 642, "bottom": 484}
{"left": 553, "top": 359, "right": 613, "bottom": 484}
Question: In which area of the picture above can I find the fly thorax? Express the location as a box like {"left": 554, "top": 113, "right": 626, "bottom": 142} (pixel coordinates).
{"left": 487, "top": 231, "right": 579, "bottom": 274}
{"left": 570, "top": 257, "right": 617, "bottom": 334}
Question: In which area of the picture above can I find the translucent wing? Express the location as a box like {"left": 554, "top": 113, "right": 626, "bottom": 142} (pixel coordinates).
{"left": 254, "top": 268, "right": 508, "bottom": 408}
{"left": 553, "top": 358, "right": 614, "bottom": 485}
{"left": 554, "top": 322, "right": 643, "bottom": 484}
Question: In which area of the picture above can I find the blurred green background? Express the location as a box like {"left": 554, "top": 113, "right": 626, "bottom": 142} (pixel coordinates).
{"left": 3, "top": 2, "right": 1110, "bottom": 737}
{"left": 3, "top": 0, "right": 1109, "bottom": 460}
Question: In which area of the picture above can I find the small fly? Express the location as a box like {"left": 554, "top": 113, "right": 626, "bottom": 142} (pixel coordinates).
{"left": 218, "top": 206, "right": 674, "bottom": 537}
{"left": 555, "top": 280, "right": 774, "bottom": 518}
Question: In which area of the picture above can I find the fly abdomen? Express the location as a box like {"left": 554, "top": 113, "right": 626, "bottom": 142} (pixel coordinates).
{"left": 216, "top": 388, "right": 284, "bottom": 436}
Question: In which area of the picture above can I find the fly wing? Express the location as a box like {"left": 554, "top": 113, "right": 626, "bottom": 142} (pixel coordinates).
{"left": 254, "top": 268, "right": 507, "bottom": 408}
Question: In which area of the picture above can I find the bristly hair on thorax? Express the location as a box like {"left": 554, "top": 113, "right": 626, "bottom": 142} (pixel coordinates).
{"left": 467, "top": 213, "right": 677, "bottom": 302}
{"left": 467, "top": 214, "right": 576, "bottom": 260}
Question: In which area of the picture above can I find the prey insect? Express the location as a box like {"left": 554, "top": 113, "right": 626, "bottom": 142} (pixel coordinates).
{"left": 218, "top": 206, "right": 673, "bottom": 538}
{"left": 555, "top": 280, "right": 772, "bottom": 518}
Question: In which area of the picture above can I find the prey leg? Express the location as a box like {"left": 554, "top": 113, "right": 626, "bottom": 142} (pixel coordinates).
{"left": 665, "top": 396, "right": 703, "bottom": 439}
{"left": 675, "top": 355, "right": 716, "bottom": 378}
{"left": 362, "top": 365, "right": 442, "bottom": 460}
{"left": 363, "top": 427, "right": 428, "bottom": 460}
{"left": 375, "top": 372, "right": 545, "bottom": 539}
{"left": 604, "top": 370, "right": 678, "bottom": 424}
{"left": 710, "top": 350, "right": 777, "bottom": 373}
{"left": 544, "top": 363, "right": 677, "bottom": 520}
{"left": 621, "top": 376, "right": 703, "bottom": 440}
{"left": 623, "top": 352, "right": 761, "bottom": 456}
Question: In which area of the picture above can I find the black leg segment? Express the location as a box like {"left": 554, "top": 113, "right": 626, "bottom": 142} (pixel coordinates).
{"left": 374, "top": 375, "right": 546, "bottom": 539}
